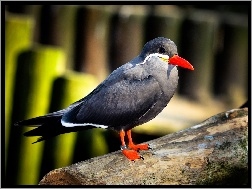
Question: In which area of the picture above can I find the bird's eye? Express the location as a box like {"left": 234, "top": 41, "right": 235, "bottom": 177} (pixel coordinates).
{"left": 158, "top": 47, "right": 166, "bottom": 54}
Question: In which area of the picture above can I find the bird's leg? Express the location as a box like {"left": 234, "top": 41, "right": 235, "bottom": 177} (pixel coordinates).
{"left": 119, "top": 130, "right": 126, "bottom": 147}
{"left": 127, "top": 130, "right": 149, "bottom": 151}
{"left": 120, "top": 130, "right": 142, "bottom": 161}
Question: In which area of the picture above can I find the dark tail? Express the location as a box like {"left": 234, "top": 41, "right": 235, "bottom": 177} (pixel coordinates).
{"left": 15, "top": 111, "right": 92, "bottom": 143}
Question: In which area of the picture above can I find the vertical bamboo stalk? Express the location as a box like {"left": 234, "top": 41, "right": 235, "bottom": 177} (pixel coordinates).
{"left": 179, "top": 10, "right": 218, "bottom": 102}
{"left": 214, "top": 13, "right": 248, "bottom": 107}
{"left": 74, "top": 5, "right": 116, "bottom": 81}
{"left": 56, "top": 5, "right": 78, "bottom": 69}
{"left": 5, "top": 13, "right": 34, "bottom": 166}
{"left": 109, "top": 5, "right": 148, "bottom": 70}
{"left": 145, "top": 5, "right": 184, "bottom": 45}
{"left": 38, "top": 5, "right": 78, "bottom": 69}
{"left": 7, "top": 5, "right": 42, "bottom": 43}
{"left": 9, "top": 46, "right": 65, "bottom": 185}
{"left": 40, "top": 71, "right": 100, "bottom": 176}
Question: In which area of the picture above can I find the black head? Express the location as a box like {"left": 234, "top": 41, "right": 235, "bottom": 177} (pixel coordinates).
{"left": 140, "top": 37, "right": 178, "bottom": 59}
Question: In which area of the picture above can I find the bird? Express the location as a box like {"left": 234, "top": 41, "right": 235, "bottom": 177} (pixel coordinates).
{"left": 15, "top": 37, "right": 194, "bottom": 161}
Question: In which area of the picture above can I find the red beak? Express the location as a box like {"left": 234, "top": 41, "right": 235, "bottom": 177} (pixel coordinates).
{"left": 169, "top": 55, "right": 194, "bottom": 70}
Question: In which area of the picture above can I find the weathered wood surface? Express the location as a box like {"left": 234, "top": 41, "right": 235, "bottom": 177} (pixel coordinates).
{"left": 39, "top": 108, "right": 248, "bottom": 185}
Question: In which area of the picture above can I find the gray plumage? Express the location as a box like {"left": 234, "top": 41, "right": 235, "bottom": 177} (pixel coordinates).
{"left": 15, "top": 37, "right": 181, "bottom": 143}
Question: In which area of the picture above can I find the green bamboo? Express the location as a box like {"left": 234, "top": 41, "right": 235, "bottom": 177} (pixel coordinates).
{"left": 56, "top": 5, "right": 78, "bottom": 69}
{"left": 13, "top": 45, "right": 65, "bottom": 185}
{"left": 88, "top": 128, "right": 109, "bottom": 158}
{"left": 74, "top": 128, "right": 109, "bottom": 161}
{"left": 48, "top": 71, "right": 99, "bottom": 168}
{"left": 5, "top": 13, "right": 34, "bottom": 159}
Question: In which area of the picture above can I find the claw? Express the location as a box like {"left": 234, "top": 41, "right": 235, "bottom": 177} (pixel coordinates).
{"left": 122, "top": 149, "right": 142, "bottom": 161}
{"left": 120, "top": 130, "right": 149, "bottom": 161}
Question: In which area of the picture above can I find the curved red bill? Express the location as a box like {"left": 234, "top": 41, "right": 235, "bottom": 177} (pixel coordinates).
{"left": 169, "top": 55, "right": 194, "bottom": 70}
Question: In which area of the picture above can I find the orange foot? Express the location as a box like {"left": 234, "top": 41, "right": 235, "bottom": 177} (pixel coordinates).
{"left": 119, "top": 130, "right": 151, "bottom": 161}
{"left": 128, "top": 143, "right": 150, "bottom": 151}
{"left": 122, "top": 149, "right": 144, "bottom": 161}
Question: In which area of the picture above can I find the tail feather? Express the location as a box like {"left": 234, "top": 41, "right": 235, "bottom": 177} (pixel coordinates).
{"left": 27, "top": 124, "right": 94, "bottom": 144}
{"left": 24, "top": 119, "right": 63, "bottom": 143}
{"left": 15, "top": 112, "right": 94, "bottom": 143}
{"left": 14, "top": 111, "right": 64, "bottom": 127}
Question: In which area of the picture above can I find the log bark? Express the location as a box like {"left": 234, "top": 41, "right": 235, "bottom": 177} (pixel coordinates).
{"left": 39, "top": 108, "right": 248, "bottom": 185}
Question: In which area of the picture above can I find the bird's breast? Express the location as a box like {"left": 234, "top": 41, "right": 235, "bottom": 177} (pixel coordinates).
{"left": 121, "top": 66, "right": 179, "bottom": 130}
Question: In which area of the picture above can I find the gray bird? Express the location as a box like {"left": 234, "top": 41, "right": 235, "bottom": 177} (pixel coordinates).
{"left": 15, "top": 37, "right": 194, "bottom": 160}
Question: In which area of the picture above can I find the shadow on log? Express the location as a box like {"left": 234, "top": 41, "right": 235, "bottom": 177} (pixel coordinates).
{"left": 39, "top": 108, "right": 248, "bottom": 185}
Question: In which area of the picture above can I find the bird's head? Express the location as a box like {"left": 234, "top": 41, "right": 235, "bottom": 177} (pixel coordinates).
{"left": 140, "top": 37, "right": 194, "bottom": 70}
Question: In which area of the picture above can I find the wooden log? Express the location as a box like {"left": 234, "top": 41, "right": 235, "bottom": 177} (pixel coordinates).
{"left": 39, "top": 108, "right": 248, "bottom": 185}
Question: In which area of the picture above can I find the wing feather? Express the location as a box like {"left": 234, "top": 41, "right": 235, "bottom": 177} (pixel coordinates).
{"left": 62, "top": 73, "right": 163, "bottom": 130}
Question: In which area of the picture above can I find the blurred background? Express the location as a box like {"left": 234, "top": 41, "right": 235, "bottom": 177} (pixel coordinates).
{"left": 4, "top": 4, "right": 248, "bottom": 185}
